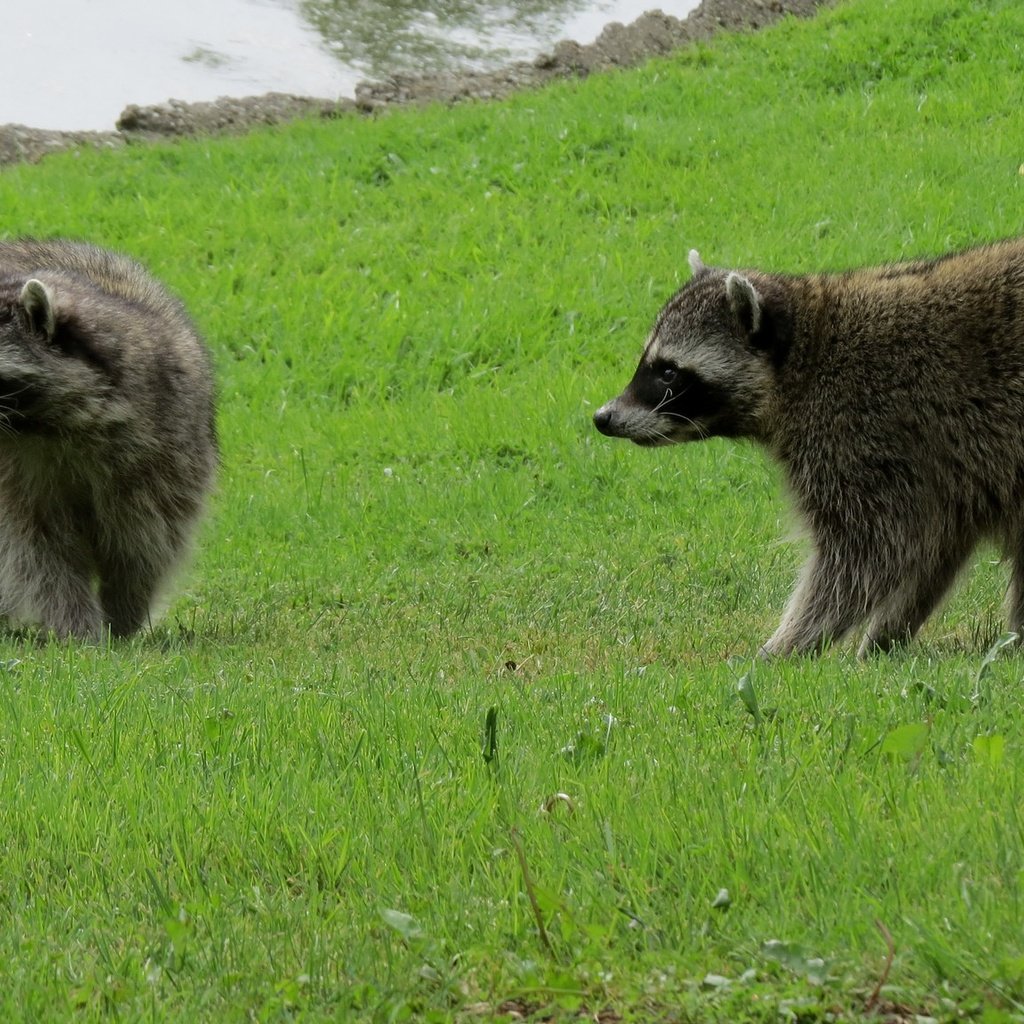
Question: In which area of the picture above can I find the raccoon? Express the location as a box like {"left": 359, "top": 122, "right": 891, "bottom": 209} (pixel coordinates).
{"left": 0, "top": 239, "right": 217, "bottom": 640}
{"left": 594, "top": 240, "right": 1024, "bottom": 657}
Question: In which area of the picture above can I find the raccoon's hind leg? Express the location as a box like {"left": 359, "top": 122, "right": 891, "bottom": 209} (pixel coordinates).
{"left": 95, "top": 503, "right": 197, "bottom": 637}
{"left": 97, "top": 552, "right": 168, "bottom": 637}
{"left": 1003, "top": 540, "right": 1024, "bottom": 639}
{"left": 856, "top": 547, "right": 970, "bottom": 658}
{"left": 759, "top": 548, "right": 869, "bottom": 657}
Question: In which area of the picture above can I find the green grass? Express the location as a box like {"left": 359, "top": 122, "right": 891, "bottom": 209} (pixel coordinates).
{"left": 0, "top": 0, "right": 1023, "bottom": 1019}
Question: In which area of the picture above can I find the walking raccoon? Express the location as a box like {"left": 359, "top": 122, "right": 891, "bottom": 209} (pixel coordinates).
{"left": 594, "top": 239, "right": 1024, "bottom": 657}
{"left": 0, "top": 239, "right": 216, "bottom": 640}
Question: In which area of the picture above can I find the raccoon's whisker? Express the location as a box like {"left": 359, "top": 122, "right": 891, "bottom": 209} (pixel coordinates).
{"left": 652, "top": 386, "right": 689, "bottom": 415}
{"left": 661, "top": 411, "right": 707, "bottom": 438}
{"left": 651, "top": 391, "right": 673, "bottom": 414}
{"left": 0, "top": 381, "right": 38, "bottom": 437}
{"left": 0, "top": 382, "right": 35, "bottom": 402}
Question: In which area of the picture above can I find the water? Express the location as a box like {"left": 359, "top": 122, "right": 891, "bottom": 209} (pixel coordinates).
{"left": 4, "top": 0, "right": 698, "bottom": 132}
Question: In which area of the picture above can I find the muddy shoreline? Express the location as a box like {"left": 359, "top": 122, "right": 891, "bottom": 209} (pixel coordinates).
{"left": 0, "top": 0, "right": 827, "bottom": 167}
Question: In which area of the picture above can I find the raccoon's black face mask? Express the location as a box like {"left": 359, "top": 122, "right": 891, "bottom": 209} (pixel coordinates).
{"left": 0, "top": 277, "right": 57, "bottom": 429}
{"left": 593, "top": 361, "right": 739, "bottom": 446}
{"left": 593, "top": 252, "right": 783, "bottom": 446}
{"left": 0, "top": 275, "right": 127, "bottom": 436}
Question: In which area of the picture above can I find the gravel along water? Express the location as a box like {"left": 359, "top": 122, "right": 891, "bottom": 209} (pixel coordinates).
{"left": 4, "top": 0, "right": 698, "bottom": 132}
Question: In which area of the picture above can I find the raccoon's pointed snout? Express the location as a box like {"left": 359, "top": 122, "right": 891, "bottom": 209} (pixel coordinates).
{"left": 593, "top": 399, "right": 630, "bottom": 436}
{"left": 593, "top": 404, "right": 612, "bottom": 434}
{"left": 594, "top": 397, "right": 652, "bottom": 441}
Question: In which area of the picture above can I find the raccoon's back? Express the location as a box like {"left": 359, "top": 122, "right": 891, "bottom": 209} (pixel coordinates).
{"left": 0, "top": 239, "right": 190, "bottom": 327}
{"left": 776, "top": 247, "right": 1024, "bottom": 529}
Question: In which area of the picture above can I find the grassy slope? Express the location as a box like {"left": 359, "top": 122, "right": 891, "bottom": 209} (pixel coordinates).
{"left": 0, "top": 0, "right": 1023, "bottom": 1019}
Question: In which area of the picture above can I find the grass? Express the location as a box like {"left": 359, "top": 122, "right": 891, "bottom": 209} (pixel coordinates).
{"left": 0, "top": 0, "right": 1023, "bottom": 1018}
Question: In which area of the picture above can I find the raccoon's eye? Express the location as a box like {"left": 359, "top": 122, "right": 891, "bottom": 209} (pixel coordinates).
{"left": 659, "top": 366, "right": 678, "bottom": 385}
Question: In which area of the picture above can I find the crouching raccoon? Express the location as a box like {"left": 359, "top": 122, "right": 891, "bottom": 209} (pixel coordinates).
{"left": 0, "top": 239, "right": 217, "bottom": 640}
{"left": 595, "top": 240, "right": 1024, "bottom": 657}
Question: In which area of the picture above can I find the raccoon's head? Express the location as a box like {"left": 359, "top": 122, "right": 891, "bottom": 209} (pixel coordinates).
{"left": 593, "top": 251, "right": 787, "bottom": 447}
{"left": 0, "top": 273, "right": 125, "bottom": 434}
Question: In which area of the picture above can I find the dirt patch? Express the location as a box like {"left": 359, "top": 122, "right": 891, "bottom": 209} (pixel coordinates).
{"left": 0, "top": 0, "right": 829, "bottom": 167}
{"left": 353, "top": 0, "right": 826, "bottom": 109}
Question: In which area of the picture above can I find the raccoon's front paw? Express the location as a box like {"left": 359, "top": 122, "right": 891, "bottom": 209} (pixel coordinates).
{"left": 856, "top": 631, "right": 911, "bottom": 659}
{"left": 758, "top": 633, "right": 793, "bottom": 659}
{"left": 761, "top": 618, "right": 798, "bottom": 659}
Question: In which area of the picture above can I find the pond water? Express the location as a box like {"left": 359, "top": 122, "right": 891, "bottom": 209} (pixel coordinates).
{"left": 5, "top": 0, "right": 698, "bottom": 132}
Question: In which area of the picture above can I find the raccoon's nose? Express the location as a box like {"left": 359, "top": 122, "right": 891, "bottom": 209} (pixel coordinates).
{"left": 593, "top": 404, "right": 614, "bottom": 435}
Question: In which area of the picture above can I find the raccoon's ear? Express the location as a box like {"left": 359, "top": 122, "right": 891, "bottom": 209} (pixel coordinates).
{"left": 688, "top": 249, "right": 708, "bottom": 278}
{"left": 20, "top": 279, "right": 57, "bottom": 341}
{"left": 725, "top": 272, "right": 761, "bottom": 335}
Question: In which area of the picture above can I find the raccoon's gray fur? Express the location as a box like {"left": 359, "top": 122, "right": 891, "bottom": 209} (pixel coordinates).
{"left": 0, "top": 239, "right": 216, "bottom": 640}
{"left": 594, "top": 239, "right": 1024, "bottom": 657}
